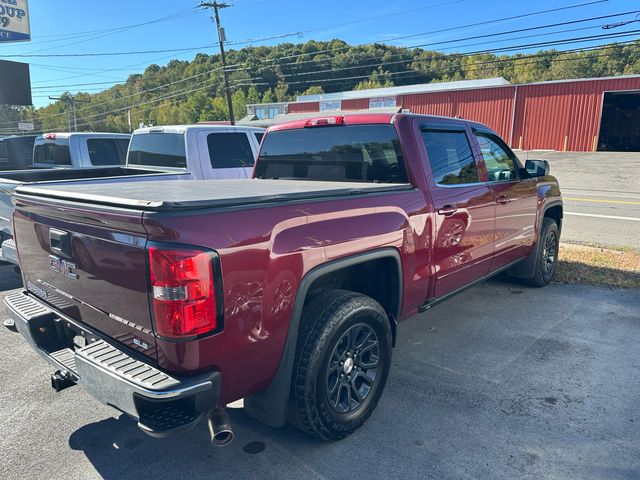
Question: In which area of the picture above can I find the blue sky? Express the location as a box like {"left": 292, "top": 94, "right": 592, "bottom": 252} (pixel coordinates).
{"left": 1, "top": 0, "right": 638, "bottom": 107}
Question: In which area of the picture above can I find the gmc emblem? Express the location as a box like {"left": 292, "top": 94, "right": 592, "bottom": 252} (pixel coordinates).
{"left": 49, "top": 255, "right": 79, "bottom": 280}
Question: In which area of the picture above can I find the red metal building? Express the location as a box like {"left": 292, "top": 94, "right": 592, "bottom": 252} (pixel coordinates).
{"left": 249, "top": 75, "right": 640, "bottom": 152}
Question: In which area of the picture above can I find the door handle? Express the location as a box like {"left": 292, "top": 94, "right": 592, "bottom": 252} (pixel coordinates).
{"left": 437, "top": 205, "right": 458, "bottom": 216}
{"left": 496, "top": 196, "right": 510, "bottom": 205}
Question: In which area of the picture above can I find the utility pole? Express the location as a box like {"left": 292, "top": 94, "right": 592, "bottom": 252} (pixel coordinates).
{"left": 200, "top": 2, "right": 235, "bottom": 125}
{"left": 48, "top": 94, "right": 89, "bottom": 132}
{"left": 50, "top": 95, "right": 71, "bottom": 132}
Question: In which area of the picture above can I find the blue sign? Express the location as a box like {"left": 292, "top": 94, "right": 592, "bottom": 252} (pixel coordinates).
{"left": 0, "top": 0, "right": 30, "bottom": 43}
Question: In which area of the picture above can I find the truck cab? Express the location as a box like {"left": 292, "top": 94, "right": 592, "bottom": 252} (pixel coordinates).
{"left": 127, "top": 125, "right": 264, "bottom": 179}
{"left": 32, "top": 133, "right": 131, "bottom": 169}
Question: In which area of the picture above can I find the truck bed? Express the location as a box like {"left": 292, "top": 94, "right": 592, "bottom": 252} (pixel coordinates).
{"left": 0, "top": 166, "right": 165, "bottom": 184}
{"left": 16, "top": 179, "right": 413, "bottom": 211}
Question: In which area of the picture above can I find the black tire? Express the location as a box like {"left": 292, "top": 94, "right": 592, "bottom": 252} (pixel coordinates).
{"left": 523, "top": 217, "right": 560, "bottom": 287}
{"left": 289, "top": 290, "right": 392, "bottom": 440}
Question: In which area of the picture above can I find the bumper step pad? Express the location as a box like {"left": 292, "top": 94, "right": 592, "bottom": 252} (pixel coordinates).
{"left": 50, "top": 348, "right": 77, "bottom": 374}
{"left": 78, "top": 340, "right": 180, "bottom": 391}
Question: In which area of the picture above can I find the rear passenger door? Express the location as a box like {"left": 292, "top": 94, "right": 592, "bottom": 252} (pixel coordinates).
{"left": 420, "top": 123, "right": 495, "bottom": 299}
{"left": 198, "top": 131, "right": 257, "bottom": 179}
{"left": 472, "top": 130, "right": 538, "bottom": 271}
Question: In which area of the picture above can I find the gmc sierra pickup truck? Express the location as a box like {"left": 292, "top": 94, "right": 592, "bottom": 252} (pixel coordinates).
{"left": 5, "top": 113, "right": 562, "bottom": 445}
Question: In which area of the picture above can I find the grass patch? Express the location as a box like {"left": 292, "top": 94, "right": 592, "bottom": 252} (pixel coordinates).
{"left": 556, "top": 243, "right": 640, "bottom": 289}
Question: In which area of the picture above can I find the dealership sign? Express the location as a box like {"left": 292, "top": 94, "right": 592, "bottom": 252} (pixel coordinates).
{"left": 369, "top": 96, "right": 396, "bottom": 109}
{"left": 0, "top": 0, "right": 30, "bottom": 43}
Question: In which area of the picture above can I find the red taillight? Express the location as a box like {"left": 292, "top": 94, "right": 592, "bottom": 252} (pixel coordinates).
{"left": 304, "top": 116, "right": 344, "bottom": 127}
{"left": 149, "top": 247, "right": 218, "bottom": 338}
{"left": 45, "top": 133, "right": 56, "bottom": 140}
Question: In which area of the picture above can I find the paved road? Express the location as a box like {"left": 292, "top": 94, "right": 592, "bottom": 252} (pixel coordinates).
{"left": 1, "top": 264, "right": 638, "bottom": 480}
{"left": 519, "top": 151, "right": 640, "bottom": 250}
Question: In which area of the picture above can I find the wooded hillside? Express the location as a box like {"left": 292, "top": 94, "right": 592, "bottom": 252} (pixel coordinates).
{"left": 3, "top": 39, "right": 639, "bottom": 133}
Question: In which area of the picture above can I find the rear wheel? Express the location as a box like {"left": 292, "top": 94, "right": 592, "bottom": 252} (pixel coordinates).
{"left": 524, "top": 217, "right": 559, "bottom": 287}
{"left": 289, "top": 290, "right": 392, "bottom": 440}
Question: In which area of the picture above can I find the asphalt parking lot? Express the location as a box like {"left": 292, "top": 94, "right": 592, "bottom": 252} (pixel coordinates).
{"left": 520, "top": 151, "right": 640, "bottom": 250}
{"left": 1, "top": 263, "right": 638, "bottom": 480}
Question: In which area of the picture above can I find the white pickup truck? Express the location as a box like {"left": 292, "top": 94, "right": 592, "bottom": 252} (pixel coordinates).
{"left": 0, "top": 125, "right": 263, "bottom": 265}
{"left": 32, "top": 132, "right": 131, "bottom": 168}
{"left": 127, "top": 124, "right": 264, "bottom": 178}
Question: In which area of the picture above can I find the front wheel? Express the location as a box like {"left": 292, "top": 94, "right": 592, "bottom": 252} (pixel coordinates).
{"left": 289, "top": 290, "right": 392, "bottom": 440}
{"left": 524, "top": 217, "right": 560, "bottom": 287}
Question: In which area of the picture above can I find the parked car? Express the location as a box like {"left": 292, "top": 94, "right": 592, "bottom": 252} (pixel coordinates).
{"left": 0, "top": 135, "right": 38, "bottom": 170}
{"left": 5, "top": 113, "right": 562, "bottom": 446}
{"left": 0, "top": 125, "right": 263, "bottom": 265}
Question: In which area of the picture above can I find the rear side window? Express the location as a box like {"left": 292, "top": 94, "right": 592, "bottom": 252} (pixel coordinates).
{"left": 33, "top": 139, "right": 71, "bottom": 166}
{"left": 254, "top": 132, "right": 264, "bottom": 144}
{"left": 206, "top": 133, "right": 255, "bottom": 169}
{"left": 87, "top": 138, "right": 129, "bottom": 166}
{"left": 422, "top": 130, "right": 479, "bottom": 185}
{"left": 255, "top": 124, "right": 408, "bottom": 183}
{"left": 127, "top": 133, "right": 186, "bottom": 169}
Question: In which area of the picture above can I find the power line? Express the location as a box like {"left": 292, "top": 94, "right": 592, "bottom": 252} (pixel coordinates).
{"left": 8, "top": 4, "right": 636, "bottom": 128}
{"left": 64, "top": 42, "right": 640, "bottom": 129}
{"left": 1, "top": 42, "right": 633, "bottom": 135}
{"left": 10, "top": 28, "right": 638, "bottom": 128}
{"left": 28, "top": 8, "right": 636, "bottom": 92}
{"left": 7, "top": 8, "right": 203, "bottom": 53}
{"left": 0, "top": 44, "right": 216, "bottom": 58}
{"left": 29, "top": 7, "right": 636, "bottom": 92}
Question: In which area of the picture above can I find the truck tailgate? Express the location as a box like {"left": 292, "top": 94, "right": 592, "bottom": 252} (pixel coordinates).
{"left": 13, "top": 194, "right": 157, "bottom": 359}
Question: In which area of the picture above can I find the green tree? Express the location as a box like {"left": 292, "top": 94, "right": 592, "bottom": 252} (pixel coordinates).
{"left": 302, "top": 85, "right": 324, "bottom": 95}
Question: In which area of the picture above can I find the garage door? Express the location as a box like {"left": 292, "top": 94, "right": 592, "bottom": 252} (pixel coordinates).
{"left": 597, "top": 91, "right": 640, "bottom": 152}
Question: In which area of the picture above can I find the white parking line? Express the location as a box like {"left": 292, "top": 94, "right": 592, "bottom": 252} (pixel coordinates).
{"left": 565, "top": 212, "right": 640, "bottom": 222}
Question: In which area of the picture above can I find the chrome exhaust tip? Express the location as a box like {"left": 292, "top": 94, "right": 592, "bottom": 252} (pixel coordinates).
{"left": 207, "top": 407, "right": 235, "bottom": 447}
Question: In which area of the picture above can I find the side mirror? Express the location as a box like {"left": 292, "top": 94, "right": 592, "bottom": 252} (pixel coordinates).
{"left": 525, "top": 159, "right": 550, "bottom": 177}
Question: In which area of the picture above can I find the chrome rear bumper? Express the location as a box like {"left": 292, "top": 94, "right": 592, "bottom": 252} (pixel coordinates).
{"left": 4, "top": 291, "right": 221, "bottom": 437}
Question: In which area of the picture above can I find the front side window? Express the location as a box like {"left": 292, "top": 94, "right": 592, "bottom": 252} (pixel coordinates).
{"left": 207, "top": 133, "right": 255, "bottom": 169}
{"left": 127, "top": 133, "right": 186, "bottom": 169}
{"left": 255, "top": 124, "right": 408, "bottom": 184}
{"left": 422, "top": 130, "right": 479, "bottom": 185}
{"left": 475, "top": 133, "right": 517, "bottom": 182}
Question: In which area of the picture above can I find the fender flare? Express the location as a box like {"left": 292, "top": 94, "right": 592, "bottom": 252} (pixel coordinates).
{"left": 244, "top": 247, "right": 402, "bottom": 428}
{"left": 510, "top": 201, "right": 563, "bottom": 279}
{"left": 541, "top": 200, "right": 563, "bottom": 232}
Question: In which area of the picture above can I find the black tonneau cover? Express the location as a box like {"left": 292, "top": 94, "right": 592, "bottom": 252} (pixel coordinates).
{"left": 0, "top": 166, "right": 159, "bottom": 184}
{"left": 16, "top": 179, "right": 413, "bottom": 211}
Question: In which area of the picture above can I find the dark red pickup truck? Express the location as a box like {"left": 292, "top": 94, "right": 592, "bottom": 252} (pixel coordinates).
{"left": 5, "top": 113, "right": 562, "bottom": 445}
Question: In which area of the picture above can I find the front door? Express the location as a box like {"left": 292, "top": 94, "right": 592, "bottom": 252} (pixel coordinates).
{"left": 472, "top": 130, "right": 538, "bottom": 271}
{"left": 420, "top": 124, "right": 495, "bottom": 299}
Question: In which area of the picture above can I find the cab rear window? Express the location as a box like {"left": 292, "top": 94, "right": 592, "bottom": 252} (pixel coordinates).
{"left": 255, "top": 124, "right": 408, "bottom": 183}
{"left": 127, "top": 133, "right": 186, "bottom": 169}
